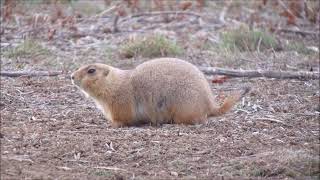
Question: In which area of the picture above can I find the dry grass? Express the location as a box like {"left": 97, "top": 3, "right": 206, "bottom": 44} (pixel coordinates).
{"left": 286, "top": 41, "right": 318, "bottom": 55}
{"left": 119, "top": 34, "right": 183, "bottom": 58}
{"left": 221, "top": 27, "right": 279, "bottom": 52}
{"left": 4, "top": 39, "right": 51, "bottom": 59}
{"left": 216, "top": 149, "right": 319, "bottom": 178}
{"left": 69, "top": 1, "right": 105, "bottom": 16}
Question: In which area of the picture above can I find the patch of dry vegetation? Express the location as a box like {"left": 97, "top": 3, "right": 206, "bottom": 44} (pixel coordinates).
{"left": 221, "top": 27, "right": 279, "bottom": 52}
{"left": 119, "top": 34, "right": 183, "bottom": 58}
{"left": 4, "top": 39, "right": 51, "bottom": 59}
{"left": 286, "top": 41, "right": 317, "bottom": 55}
{"left": 69, "top": 1, "right": 105, "bottom": 16}
{"left": 219, "top": 27, "right": 317, "bottom": 56}
{"left": 216, "top": 149, "right": 319, "bottom": 178}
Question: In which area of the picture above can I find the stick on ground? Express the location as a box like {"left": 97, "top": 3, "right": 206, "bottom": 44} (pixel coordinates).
{"left": 0, "top": 71, "right": 62, "bottom": 77}
{"left": 199, "top": 67, "right": 319, "bottom": 80}
{"left": 1, "top": 67, "right": 319, "bottom": 80}
{"left": 277, "top": 28, "right": 319, "bottom": 36}
{"left": 255, "top": 118, "right": 288, "bottom": 126}
{"left": 119, "top": 11, "right": 201, "bottom": 25}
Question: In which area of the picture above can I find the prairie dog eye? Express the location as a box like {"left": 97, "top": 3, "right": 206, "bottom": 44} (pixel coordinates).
{"left": 87, "top": 68, "right": 96, "bottom": 74}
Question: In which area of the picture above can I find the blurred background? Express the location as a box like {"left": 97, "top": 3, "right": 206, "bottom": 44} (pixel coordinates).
{"left": 1, "top": 0, "right": 319, "bottom": 71}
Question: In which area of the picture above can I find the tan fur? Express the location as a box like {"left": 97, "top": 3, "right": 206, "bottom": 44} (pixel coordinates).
{"left": 71, "top": 58, "right": 250, "bottom": 127}
{"left": 210, "top": 87, "right": 250, "bottom": 116}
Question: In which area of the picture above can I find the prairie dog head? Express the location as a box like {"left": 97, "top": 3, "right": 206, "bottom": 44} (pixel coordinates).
{"left": 71, "top": 63, "right": 111, "bottom": 97}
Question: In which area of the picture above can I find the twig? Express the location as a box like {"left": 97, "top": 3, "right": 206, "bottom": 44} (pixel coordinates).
{"left": 94, "top": 166, "right": 127, "bottom": 172}
{"left": 95, "top": 5, "right": 117, "bottom": 18}
{"left": 255, "top": 117, "right": 287, "bottom": 125}
{"left": 3, "top": 67, "right": 318, "bottom": 81}
{"left": 65, "top": 159, "right": 90, "bottom": 163}
{"left": 1, "top": 71, "right": 62, "bottom": 77}
{"left": 59, "top": 130, "right": 88, "bottom": 134}
{"left": 199, "top": 67, "right": 320, "bottom": 80}
{"left": 277, "top": 28, "right": 319, "bottom": 36}
{"left": 19, "top": 26, "right": 46, "bottom": 36}
{"left": 235, "top": 108, "right": 251, "bottom": 114}
{"left": 257, "top": 37, "right": 262, "bottom": 53}
{"left": 3, "top": 155, "right": 34, "bottom": 163}
{"left": 219, "top": 1, "right": 231, "bottom": 24}
{"left": 113, "top": 15, "right": 120, "bottom": 33}
{"left": 119, "top": 11, "right": 201, "bottom": 25}
{"left": 286, "top": 112, "right": 319, "bottom": 117}
{"left": 56, "top": 166, "right": 72, "bottom": 171}
{"left": 277, "top": 0, "right": 297, "bottom": 20}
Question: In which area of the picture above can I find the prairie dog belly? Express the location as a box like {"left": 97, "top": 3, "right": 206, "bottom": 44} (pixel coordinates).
{"left": 135, "top": 103, "right": 173, "bottom": 125}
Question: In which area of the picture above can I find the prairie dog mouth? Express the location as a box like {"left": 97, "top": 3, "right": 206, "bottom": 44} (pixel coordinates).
{"left": 79, "top": 88, "right": 90, "bottom": 98}
{"left": 71, "top": 73, "right": 80, "bottom": 86}
{"left": 70, "top": 73, "right": 90, "bottom": 98}
{"left": 72, "top": 82, "right": 90, "bottom": 98}
{"left": 71, "top": 79, "right": 79, "bottom": 87}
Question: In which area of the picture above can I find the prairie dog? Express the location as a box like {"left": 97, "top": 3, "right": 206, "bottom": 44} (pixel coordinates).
{"left": 71, "top": 58, "right": 249, "bottom": 127}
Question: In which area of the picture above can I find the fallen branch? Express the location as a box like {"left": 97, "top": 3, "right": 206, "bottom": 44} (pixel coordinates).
{"left": 3, "top": 155, "right": 34, "bottom": 164}
{"left": 255, "top": 117, "right": 287, "bottom": 126}
{"left": 277, "top": 28, "right": 319, "bottom": 36}
{"left": 113, "top": 15, "right": 120, "bottom": 33}
{"left": 95, "top": 5, "right": 117, "bottom": 18}
{"left": 1, "top": 71, "right": 62, "bottom": 77}
{"left": 119, "top": 11, "right": 201, "bottom": 25}
{"left": 277, "top": 0, "right": 298, "bottom": 21}
{"left": 56, "top": 166, "right": 72, "bottom": 171}
{"left": 94, "top": 166, "right": 127, "bottom": 172}
{"left": 199, "top": 67, "right": 319, "bottom": 80}
{"left": 219, "top": 1, "right": 231, "bottom": 24}
{"left": 2, "top": 67, "right": 319, "bottom": 80}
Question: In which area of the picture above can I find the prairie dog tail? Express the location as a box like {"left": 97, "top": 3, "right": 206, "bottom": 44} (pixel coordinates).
{"left": 210, "top": 87, "right": 250, "bottom": 116}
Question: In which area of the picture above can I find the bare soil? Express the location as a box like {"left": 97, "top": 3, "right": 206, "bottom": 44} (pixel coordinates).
{"left": 1, "top": 1, "right": 319, "bottom": 179}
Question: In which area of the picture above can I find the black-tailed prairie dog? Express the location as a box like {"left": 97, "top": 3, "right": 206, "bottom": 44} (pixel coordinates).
{"left": 71, "top": 58, "right": 249, "bottom": 127}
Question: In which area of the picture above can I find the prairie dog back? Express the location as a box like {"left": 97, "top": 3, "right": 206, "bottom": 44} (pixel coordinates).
{"left": 130, "top": 58, "right": 218, "bottom": 125}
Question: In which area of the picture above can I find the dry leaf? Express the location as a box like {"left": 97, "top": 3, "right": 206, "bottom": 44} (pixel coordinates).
{"left": 103, "top": 27, "right": 112, "bottom": 34}
{"left": 104, "top": 0, "right": 112, "bottom": 6}
{"left": 280, "top": 10, "right": 297, "bottom": 25}
{"left": 170, "top": 171, "right": 179, "bottom": 177}
{"left": 262, "top": 0, "right": 268, "bottom": 5}
{"left": 48, "top": 28, "right": 56, "bottom": 41}
{"left": 305, "top": 1, "right": 320, "bottom": 23}
{"left": 0, "top": 28, "right": 4, "bottom": 35}
{"left": 212, "top": 76, "right": 229, "bottom": 84}
{"left": 2, "top": 0, "right": 16, "bottom": 22}
{"left": 50, "top": 1, "right": 64, "bottom": 24}
{"left": 69, "top": 26, "right": 78, "bottom": 33}
{"left": 179, "top": 2, "right": 193, "bottom": 11}
{"left": 116, "top": 5, "right": 127, "bottom": 17}
{"left": 196, "top": 0, "right": 205, "bottom": 11}
{"left": 154, "top": 0, "right": 164, "bottom": 11}
{"left": 288, "top": 0, "right": 305, "bottom": 18}
{"left": 60, "top": 16, "right": 75, "bottom": 28}
{"left": 124, "top": 0, "right": 139, "bottom": 13}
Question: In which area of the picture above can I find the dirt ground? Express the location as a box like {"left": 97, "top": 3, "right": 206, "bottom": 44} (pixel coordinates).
{"left": 1, "top": 1, "right": 319, "bottom": 179}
